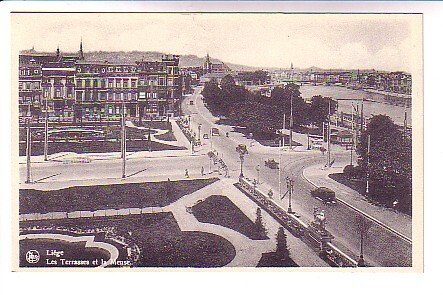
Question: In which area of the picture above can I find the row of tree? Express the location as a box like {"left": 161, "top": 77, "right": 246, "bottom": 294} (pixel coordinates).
{"left": 201, "top": 75, "right": 337, "bottom": 139}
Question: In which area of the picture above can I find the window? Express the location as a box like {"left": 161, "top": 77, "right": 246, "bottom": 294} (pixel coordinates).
{"left": 139, "top": 92, "right": 146, "bottom": 99}
{"left": 116, "top": 80, "right": 121, "bottom": 88}
{"left": 43, "top": 88, "right": 49, "bottom": 98}
{"left": 123, "top": 80, "right": 128, "bottom": 88}
{"left": 131, "top": 80, "right": 136, "bottom": 88}
{"left": 55, "top": 88, "right": 61, "bottom": 97}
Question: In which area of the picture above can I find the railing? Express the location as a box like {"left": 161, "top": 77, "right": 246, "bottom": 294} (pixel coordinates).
{"left": 237, "top": 176, "right": 358, "bottom": 267}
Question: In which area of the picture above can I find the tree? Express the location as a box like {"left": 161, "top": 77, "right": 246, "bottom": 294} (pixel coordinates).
{"left": 220, "top": 74, "right": 236, "bottom": 91}
{"left": 309, "top": 95, "right": 338, "bottom": 127}
{"left": 275, "top": 227, "right": 290, "bottom": 259}
{"left": 254, "top": 207, "right": 267, "bottom": 238}
{"left": 356, "top": 115, "right": 412, "bottom": 214}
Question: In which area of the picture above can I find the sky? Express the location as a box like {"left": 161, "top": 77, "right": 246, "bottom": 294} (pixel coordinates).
{"left": 12, "top": 13, "right": 421, "bottom": 72}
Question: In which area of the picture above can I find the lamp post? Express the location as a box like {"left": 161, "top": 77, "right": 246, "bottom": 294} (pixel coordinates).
{"left": 236, "top": 144, "right": 248, "bottom": 178}
{"left": 44, "top": 98, "right": 49, "bottom": 161}
{"left": 365, "top": 134, "right": 371, "bottom": 196}
{"left": 121, "top": 100, "right": 126, "bottom": 179}
{"left": 198, "top": 124, "right": 202, "bottom": 143}
{"left": 279, "top": 135, "right": 282, "bottom": 198}
{"left": 327, "top": 99, "right": 331, "bottom": 168}
{"left": 256, "top": 164, "right": 260, "bottom": 185}
{"left": 356, "top": 215, "right": 372, "bottom": 267}
{"left": 239, "top": 153, "right": 244, "bottom": 177}
{"left": 25, "top": 118, "right": 32, "bottom": 184}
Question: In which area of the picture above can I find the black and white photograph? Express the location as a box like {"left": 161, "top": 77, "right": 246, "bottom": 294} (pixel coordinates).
{"left": 11, "top": 11, "right": 423, "bottom": 270}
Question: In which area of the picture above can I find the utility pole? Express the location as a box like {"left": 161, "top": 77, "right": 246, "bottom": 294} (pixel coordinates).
{"left": 121, "top": 101, "right": 126, "bottom": 179}
{"left": 256, "top": 165, "right": 260, "bottom": 184}
{"left": 279, "top": 135, "right": 282, "bottom": 199}
{"left": 403, "top": 109, "right": 407, "bottom": 141}
{"left": 44, "top": 98, "right": 49, "bottom": 161}
{"left": 289, "top": 93, "right": 293, "bottom": 150}
{"left": 327, "top": 100, "right": 331, "bottom": 167}
{"left": 365, "top": 134, "right": 371, "bottom": 196}
{"left": 25, "top": 118, "right": 32, "bottom": 184}
{"left": 282, "top": 114, "right": 286, "bottom": 148}
{"left": 360, "top": 99, "right": 364, "bottom": 134}
{"left": 350, "top": 103, "right": 354, "bottom": 166}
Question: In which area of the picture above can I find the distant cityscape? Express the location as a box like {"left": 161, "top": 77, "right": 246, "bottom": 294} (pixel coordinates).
{"left": 19, "top": 43, "right": 411, "bottom": 123}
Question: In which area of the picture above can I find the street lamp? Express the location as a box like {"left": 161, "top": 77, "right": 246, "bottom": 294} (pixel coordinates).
{"left": 121, "top": 99, "right": 127, "bottom": 179}
{"left": 198, "top": 124, "right": 202, "bottom": 143}
{"left": 256, "top": 164, "right": 260, "bottom": 184}
{"left": 236, "top": 144, "right": 248, "bottom": 178}
{"left": 44, "top": 97, "right": 49, "bottom": 161}
{"left": 25, "top": 118, "right": 32, "bottom": 184}
{"left": 356, "top": 215, "right": 372, "bottom": 267}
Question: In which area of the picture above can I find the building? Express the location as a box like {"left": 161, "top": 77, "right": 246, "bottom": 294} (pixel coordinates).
{"left": 18, "top": 43, "right": 184, "bottom": 123}
{"left": 74, "top": 60, "right": 138, "bottom": 122}
{"left": 136, "top": 55, "right": 181, "bottom": 118}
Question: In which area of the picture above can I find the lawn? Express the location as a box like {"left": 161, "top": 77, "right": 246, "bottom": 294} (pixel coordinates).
{"left": 192, "top": 195, "right": 268, "bottom": 240}
{"left": 20, "top": 178, "right": 219, "bottom": 214}
{"left": 20, "top": 213, "right": 236, "bottom": 267}
{"left": 155, "top": 131, "right": 177, "bottom": 141}
{"left": 19, "top": 139, "right": 186, "bottom": 156}
{"left": 20, "top": 238, "right": 111, "bottom": 267}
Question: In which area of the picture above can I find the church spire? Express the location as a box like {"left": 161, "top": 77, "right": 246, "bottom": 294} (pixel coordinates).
{"left": 56, "top": 44, "right": 60, "bottom": 58}
{"left": 79, "top": 38, "right": 84, "bottom": 60}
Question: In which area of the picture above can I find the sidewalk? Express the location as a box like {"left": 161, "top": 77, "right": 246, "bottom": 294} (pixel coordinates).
{"left": 302, "top": 163, "right": 412, "bottom": 240}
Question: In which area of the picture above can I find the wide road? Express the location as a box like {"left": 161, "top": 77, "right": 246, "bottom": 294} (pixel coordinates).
{"left": 182, "top": 87, "right": 412, "bottom": 267}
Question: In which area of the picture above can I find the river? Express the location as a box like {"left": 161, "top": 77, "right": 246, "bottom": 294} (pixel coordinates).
{"left": 299, "top": 85, "right": 412, "bottom": 126}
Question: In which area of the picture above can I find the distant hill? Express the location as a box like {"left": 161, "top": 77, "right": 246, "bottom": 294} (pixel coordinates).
{"left": 20, "top": 49, "right": 261, "bottom": 71}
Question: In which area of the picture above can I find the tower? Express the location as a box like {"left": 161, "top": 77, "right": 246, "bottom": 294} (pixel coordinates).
{"left": 203, "top": 53, "right": 211, "bottom": 74}
{"left": 79, "top": 39, "right": 84, "bottom": 60}
{"left": 56, "top": 45, "right": 60, "bottom": 58}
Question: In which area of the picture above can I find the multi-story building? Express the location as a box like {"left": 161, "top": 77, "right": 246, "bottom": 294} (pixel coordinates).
{"left": 74, "top": 61, "right": 138, "bottom": 122}
{"left": 18, "top": 44, "right": 184, "bottom": 123}
{"left": 136, "top": 55, "right": 181, "bottom": 118}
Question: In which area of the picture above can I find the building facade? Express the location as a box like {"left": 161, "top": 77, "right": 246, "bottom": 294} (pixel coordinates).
{"left": 18, "top": 44, "right": 183, "bottom": 123}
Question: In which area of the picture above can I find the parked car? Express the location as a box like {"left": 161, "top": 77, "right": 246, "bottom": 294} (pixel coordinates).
{"left": 203, "top": 133, "right": 209, "bottom": 139}
{"left": 265, "top": 158, "right": 279, "bottom": 169}
{"left": 190, "top": 100, "right": 194, "bottom": 105}
{"left": 311, "top": 187, "right": 337, "bottom": 205}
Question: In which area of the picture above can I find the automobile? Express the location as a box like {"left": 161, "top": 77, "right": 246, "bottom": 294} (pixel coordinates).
{"left": 265, "top": 158, "right": 279, "bottom": 169}
{"left": 190, "top": 100, "right": 194, "bottom": 105}
{"left": 203, "top": 133, "right": 209, "bottom": 139}
{"left": 211, "top": 127, "right": 220, "bottom": 136}
{"left": 310, "top": 187, "right": 337, "bottom": 205}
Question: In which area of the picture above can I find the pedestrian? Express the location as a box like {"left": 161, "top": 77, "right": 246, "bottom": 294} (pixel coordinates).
{"left": 268, "top": 189, "right": 274, "bottom": 199}
{"left": 201, "top": 166, "right": 204, "bottom": 176}
{"left": 185, "top": 169, "right": 189, "bottom": 178}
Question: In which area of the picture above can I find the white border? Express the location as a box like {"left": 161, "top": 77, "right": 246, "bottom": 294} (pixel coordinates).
{"left": 1, "top": 1, "right": 441, "bottom": 295}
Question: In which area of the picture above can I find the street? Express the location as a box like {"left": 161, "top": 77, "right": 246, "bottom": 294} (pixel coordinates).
{"left": 181, "top": 87, "right": 412, "bottom": 267}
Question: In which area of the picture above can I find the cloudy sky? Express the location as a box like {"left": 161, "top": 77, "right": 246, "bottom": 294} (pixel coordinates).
{"left": 12, "top": 13, "right": 421, "bottom": 72}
